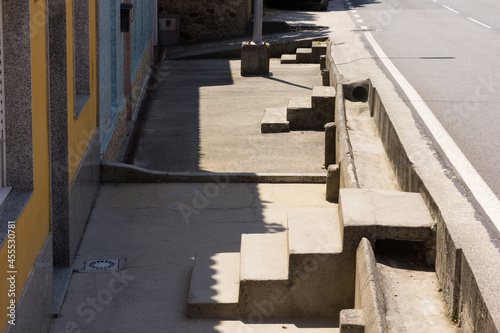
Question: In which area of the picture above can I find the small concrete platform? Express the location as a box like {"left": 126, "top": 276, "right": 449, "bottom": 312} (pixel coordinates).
{"left": 296, "top": 48, "right": 315, "bottom": 63}
{"left": 261, "top": 107, "right": 290, "bottom": 133}
{"left": 288, "top": 207, "right": 343, "bottom": 255}
{"left": 340, "top": 188, "right": 435, "bottom": 246}
{"left": 281, "top": 54, "right": 297, "bottom": 64}
{"left": 240, "top": 232, "right": 289, "bottom": 281}
{"left": 287, "top": 96, "right": 314, "bottom": 130}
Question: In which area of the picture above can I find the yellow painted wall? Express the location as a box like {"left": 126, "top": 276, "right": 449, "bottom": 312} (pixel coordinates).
{"left": 0, "top": 0, "right": 51, "bottom": 329}
{"left": 67, "top": 0, "right": 98, "bottom": 183}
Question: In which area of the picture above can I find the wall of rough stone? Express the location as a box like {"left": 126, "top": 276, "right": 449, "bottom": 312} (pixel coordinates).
{"left": 158, "top": 0, "right": 251, "bottom": 43}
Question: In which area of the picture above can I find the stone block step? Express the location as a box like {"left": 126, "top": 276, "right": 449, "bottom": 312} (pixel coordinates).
{"left": 340, "top": 189, "right": 435, "bottom": 250}
{"left": 187, "top": 252, "right": 240, "bottom": 318}
{"left": 240, "top": 232, "right": 289, "bottom": 282}
{"left": 281, "top": 54, "right": 297, "bottom": 64}
{"left": 312, "top": 41, "right": 328, "bottom": 63}
{"left": 312, "top": 85, "right": 336, "bottom": 123}
{"left": 287, "top": 97, "right": 315, "bottom": 131}
{"left": 296, "top": 48, "right": 314, "bottom": 63}
{"left": 261, "top": 107, "right": 290, "bottom": 133}
{"left": 288, "top": 207, "right": 343, "bottom": 255}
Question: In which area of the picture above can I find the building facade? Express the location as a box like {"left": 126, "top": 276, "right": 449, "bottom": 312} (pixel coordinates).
{"left": 0, "top": 1, "right": 153, "bottom": 331}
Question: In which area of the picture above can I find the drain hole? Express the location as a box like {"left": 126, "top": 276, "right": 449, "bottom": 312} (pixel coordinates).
{"left": 84, "top": 259, "right": 120, "bottom": 272}
{"left": 375, "top": 240, "right": 431, "bottom": 269}
{"left": 351, "top": 86, "right": 368, "bottom": 102}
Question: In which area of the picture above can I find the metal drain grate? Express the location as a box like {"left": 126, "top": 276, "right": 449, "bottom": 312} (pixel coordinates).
{"left": 84, "top": 259, "right": 119, "bottom": 272}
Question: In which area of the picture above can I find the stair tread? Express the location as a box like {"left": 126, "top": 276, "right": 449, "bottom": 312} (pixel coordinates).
{"left": 340, "top": 188, "right": 435, "bottom": 228}
{"left": 281, "top": 54, "right": 297, "bottom": 64}
{"left": 313, "top": 85, "right": 336, "bottom": 97}
{"left": 262, "top": 107, "right": 288, "bottom": 123}
{"left": 240, "top": 233, "right": 289, "bottom": 281}
{"left": 288, "top": 207, "right": 343, "bottom": 254}
{"left": 261, "top": 108, "right": 290, "bottom": 133}
{"left": 188, "top": 253, "right": 240, "bottom": 305}
{"left": 281, "top": 54, "right": 297, "bottom": 60}
{"left": 288, "top": 97, "right": 312, "bottom": 109}
{"left": 296, "top": 48, "right": 313, "bottom": 54}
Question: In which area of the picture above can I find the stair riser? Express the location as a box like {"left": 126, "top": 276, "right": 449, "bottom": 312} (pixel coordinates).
{"left": 235, "top": 254, "right": 354, "bottom": 318}
{"left": 287, "top": 107, "right": 330, "bottom": 131}
{"left": 187, "top": 303, "right": 239, "bottom": 319}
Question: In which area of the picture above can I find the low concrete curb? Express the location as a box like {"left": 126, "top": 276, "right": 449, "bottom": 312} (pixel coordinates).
{"left": 334, "top": 80, "right": 360, "bottom": 190}
{"left": 100, "top": 161, "right": 326, "bottom": 184}
{"left": 354, "top": 238, "right": 388, "bottom": 333}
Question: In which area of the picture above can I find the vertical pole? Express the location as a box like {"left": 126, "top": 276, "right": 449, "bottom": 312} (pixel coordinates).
{"left": 253, "top": 0, "right": 263, "bottom": 44}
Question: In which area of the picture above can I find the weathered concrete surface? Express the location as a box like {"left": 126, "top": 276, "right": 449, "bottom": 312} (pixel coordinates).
{"left": 132, "top": 58, "right": 325, "bottom": 174}
{"left": 312, "top": 85, "right": 336, "bottom": 124}
{"left": 261, "top": 107, "right": 290, "bottom": 133}
{"left": 354, "top": 238, "right": 387, "bottom": 333}
{"left": 241, "top": 42, "right": 270, "bottom": 76}
{"left": 339, "top": 309, "right": 365, "bottom": 333}
{"left": 327, "top": 1, "right": 500, "bottom": 331}
{"left": 49, "top": 183, "right": 340, "bottom": 332}
{"left": 344, "top": 100, "right": 399, "bottom": 191}
{"left": 377, "top": 258, "right": 459, "bottom": 333}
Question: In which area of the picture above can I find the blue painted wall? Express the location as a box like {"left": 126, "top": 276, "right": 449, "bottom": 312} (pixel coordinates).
{"left": 99, "top": 1, "right": 125, "bottom": 155}
{"left": 131, "top": 0, "right": 153, "bottom": 81}
{"left": 99, "top": 0, "right": 153, "bottom": 156}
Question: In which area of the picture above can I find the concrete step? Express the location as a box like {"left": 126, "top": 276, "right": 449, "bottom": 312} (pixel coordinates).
{"left": 340, "top": 189, "right": 435, "bottom": 254}
{"left": 187, "top": 252, "right": 241, "bottom": 318}
{"left": 281, "top": 54, "right": 297, "bottom": 64}
{"left": 240, "top": 232, "right": 289, "bottom": 282}
{"left": 288, "top": 208, "right": 343, "bottom": 255}
{"left": 296, "top": 48, "right": 315, "bottom": 63}
{"left": 312, "top": 85, "right": 336, "bottom": 124}
{"left": 312, "top": 41, "right": 328, "bottom": 63}
{"left": 261, "top": 107, "right": 290, "bottom": 133}
{"left": 287, "top": 97, "right": 315, "bottom": 131}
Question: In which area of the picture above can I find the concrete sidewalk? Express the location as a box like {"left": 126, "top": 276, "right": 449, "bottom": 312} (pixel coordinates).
{"left": 49, "top": 182, "right": 339, "bottom": 332}
{"left": 131, "top": 58, "right": 326, "bottom": 174}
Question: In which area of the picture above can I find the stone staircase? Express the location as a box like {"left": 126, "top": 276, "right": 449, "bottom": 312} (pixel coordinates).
{"left": 280, "top": 41, "right": 328, "bottom": 64}
{"left": 261, "top": 86, "right": 336, "bottom": 133}
{"left": 187, "top": 208, "right": 347, "bottom": 318}
{"left": 186, "top": 188, "right": 436, "bottom": 321}
{"left": 261, "top": 41, "right": 334, "bottom": 133}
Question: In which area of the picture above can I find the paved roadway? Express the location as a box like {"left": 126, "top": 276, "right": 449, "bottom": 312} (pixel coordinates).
{"left": 337, "top": 0, "right": 500, "bottom": 198}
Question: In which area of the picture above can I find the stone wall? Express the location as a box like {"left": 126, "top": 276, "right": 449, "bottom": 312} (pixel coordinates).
{"left": 158, "top": 0, "right": 251, "bottom": 43}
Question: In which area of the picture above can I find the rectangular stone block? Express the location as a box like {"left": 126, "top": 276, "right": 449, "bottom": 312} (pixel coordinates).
{"left": 296, "top": 48, "right": 314, "bottom": 63}
{"left": 312, "top": 42, "right": 328, "bottom": 63}
{"left": 241, "top": 42, "right": 270, "bottom": 76}
{"left": 325, "top": 122, "right": 336, "bottom": 167}
{"left": 281, "top": 54, "right": 297, "bottom": 64}
{"left": 326, "top": 164, "right": 340, "bottom": 202}
{"left": 261, "top": 107, "right": 290, "bottom": 133}
{"left": 312, "top": 85, "right": 336, "bottom": 124}
{"left": 340, "top": 309, "right": 365, "bottom": 333}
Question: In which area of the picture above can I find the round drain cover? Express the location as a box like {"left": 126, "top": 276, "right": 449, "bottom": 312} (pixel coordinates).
{"left": 88, "top": 260, "right": 117, "bottom": 270}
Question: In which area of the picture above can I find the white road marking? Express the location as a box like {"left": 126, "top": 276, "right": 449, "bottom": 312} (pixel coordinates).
{"left": 442, "top": 5, "right": 459, "bottom": 13}
{"left": 363, "top": 31, "right": 500, "bottom": 233}
{"left": 357, "top": 19, "right": 364, "bottom": 23}
{"left": 467, "top": 17, "right": 492, "bottom": 29}
{"left": 349, "top": 5, "right": 354, "bottom": 9}
{"left": 353, "top": 13, "right": 360, "bottom": 18}
{"left": 361, "top": 25, "right": 368, "bottom": 30}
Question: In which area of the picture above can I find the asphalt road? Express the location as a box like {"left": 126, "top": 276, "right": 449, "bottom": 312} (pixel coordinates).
{"left": 341, "top": 0, "right": 500, "bottom": 198}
